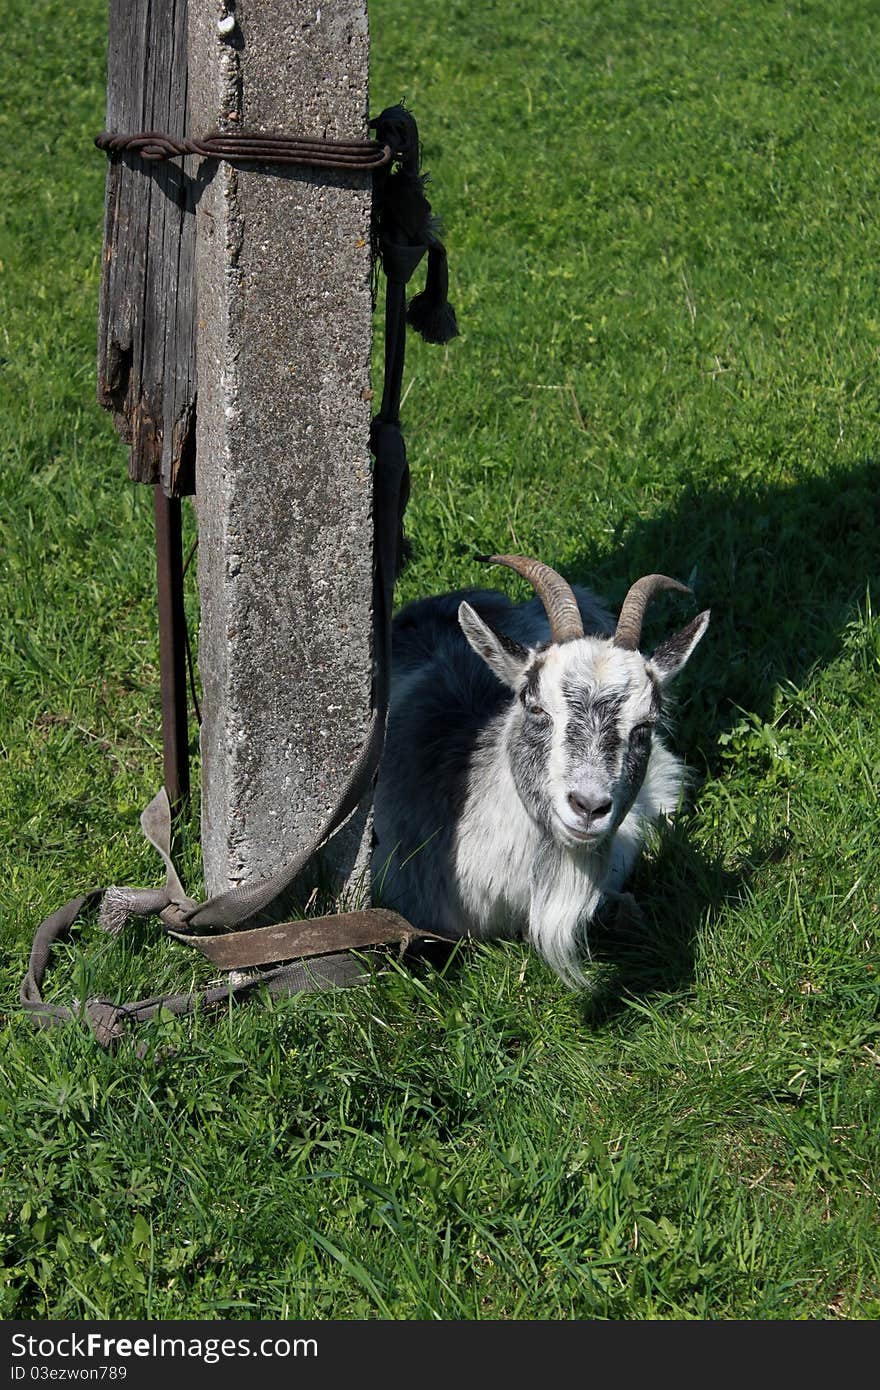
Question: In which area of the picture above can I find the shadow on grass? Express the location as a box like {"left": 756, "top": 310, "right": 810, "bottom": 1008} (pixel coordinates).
{"left": 395, "top": 827, "right": 740, "bottom": 1020}
{"left": 567, "top": 454, "right": 880, "bottom": 767}
{"left": 540, "top": 455, "right": 878, "bottom": 1015}
{"left": 576, "top": 814, "right": 796, "bottom": 1025}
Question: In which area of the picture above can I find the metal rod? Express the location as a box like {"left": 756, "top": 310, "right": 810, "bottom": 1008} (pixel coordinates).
{"left": 154, "top": 486, "right": 190, "bottom": 810}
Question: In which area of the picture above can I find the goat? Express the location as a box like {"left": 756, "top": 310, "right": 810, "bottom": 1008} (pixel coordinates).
{"left": 372, "top": 556, "right": 709, "bottom": 986}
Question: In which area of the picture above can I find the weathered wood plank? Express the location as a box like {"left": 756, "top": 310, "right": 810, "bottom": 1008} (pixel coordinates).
{"left": 97, "top": 0, "right": 197, "bottom": 495}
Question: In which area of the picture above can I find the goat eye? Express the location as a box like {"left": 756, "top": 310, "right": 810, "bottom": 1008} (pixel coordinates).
{"left": 527, "top": 703, "right": 548, "bottom": 720}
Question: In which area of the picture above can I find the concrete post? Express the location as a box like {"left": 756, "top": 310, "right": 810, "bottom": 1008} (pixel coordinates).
{"left": 190, "top": 0, "right": 375, "bottom": 903}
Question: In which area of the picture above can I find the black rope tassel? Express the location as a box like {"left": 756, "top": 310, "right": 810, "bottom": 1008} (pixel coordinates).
{"left": 370, "top": 104, "right": 459, "bottom": 348}
{"left": 408, "top": 242, "right": 459, "bottom": 345}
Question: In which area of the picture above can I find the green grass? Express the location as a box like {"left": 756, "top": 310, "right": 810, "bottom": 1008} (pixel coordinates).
{"left": 2, "top": 0, "right": 879, "bottom": 1319}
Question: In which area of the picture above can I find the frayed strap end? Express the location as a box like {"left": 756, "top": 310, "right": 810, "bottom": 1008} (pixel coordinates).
{"left": 99, "top": 884, "right": 172, "bottom": 935}
{"left": 99, "top": 886, "right": 134, "bottom": 936}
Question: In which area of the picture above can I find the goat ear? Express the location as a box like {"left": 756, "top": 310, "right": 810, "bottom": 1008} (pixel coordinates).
{"left": 459, "top": 601, "right": 529, "bottom": 688}
{"left": 647, "top": 610, "right": 710, "bottom": 686}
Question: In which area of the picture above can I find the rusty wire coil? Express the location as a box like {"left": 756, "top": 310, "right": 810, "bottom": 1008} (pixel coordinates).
{"left": 95, "top": 128, "right": 393, "bottom": 171}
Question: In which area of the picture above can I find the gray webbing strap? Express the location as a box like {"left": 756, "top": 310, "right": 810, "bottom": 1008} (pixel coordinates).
{"left": 21, "top": 880, "right": 384, "bottom": 1056}
{"left": 20, "top": 879, "right": 427, "bottom": 1055}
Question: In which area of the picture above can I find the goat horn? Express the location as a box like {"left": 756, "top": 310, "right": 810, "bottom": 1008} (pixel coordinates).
{"left": 475, "top": 553, "right": 584, "bottom": 644}
{"left": 613, "top": 574, "right": 692, "bottom": 651}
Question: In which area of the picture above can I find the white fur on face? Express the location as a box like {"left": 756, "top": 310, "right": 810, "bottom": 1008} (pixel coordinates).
{"left": 527, "top": 638, "right": 657, "bottom": 847}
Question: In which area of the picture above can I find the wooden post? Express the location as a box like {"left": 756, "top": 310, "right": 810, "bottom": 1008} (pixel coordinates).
{"left": 97, "top": 0, "right": 197, "bottom": 495}
{"left": 97, "top": 0, "right": 197, "bottom": 811}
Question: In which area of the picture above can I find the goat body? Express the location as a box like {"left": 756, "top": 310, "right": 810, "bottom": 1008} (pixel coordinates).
{"left": 373, "top": 564, "right": 709, "bottom": 986}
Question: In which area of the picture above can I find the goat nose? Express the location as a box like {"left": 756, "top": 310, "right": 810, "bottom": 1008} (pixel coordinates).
{"left": 567, "top": 790, "right": 613, "bottom": 823}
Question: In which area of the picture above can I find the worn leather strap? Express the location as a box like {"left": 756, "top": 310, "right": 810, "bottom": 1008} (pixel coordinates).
{"left": 21, "top": 880, "right": 384, "bottom": 1055}
{"left": 171, "top": 908, "right": 421, "bottom": 969}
